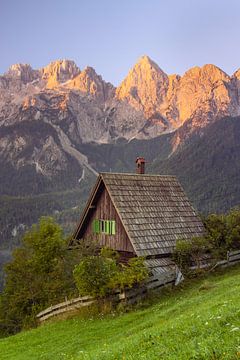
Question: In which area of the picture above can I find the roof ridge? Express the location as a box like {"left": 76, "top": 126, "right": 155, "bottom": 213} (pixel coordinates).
{"left": 100, "top": 172, "right": 176, "bottom": 177}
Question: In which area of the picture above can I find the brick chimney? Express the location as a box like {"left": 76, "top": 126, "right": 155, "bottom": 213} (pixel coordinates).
{"left": 136, "top": 157, "right": 146, "bottom": 174}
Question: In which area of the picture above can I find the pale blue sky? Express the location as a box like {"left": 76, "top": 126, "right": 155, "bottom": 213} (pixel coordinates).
{"left": 1, "top": 0, "right": 240, "bottom": 85}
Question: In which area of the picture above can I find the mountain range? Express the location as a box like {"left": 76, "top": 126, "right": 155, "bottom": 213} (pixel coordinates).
{"left": 1, "top": 55, "right": 240, "bottom": 287}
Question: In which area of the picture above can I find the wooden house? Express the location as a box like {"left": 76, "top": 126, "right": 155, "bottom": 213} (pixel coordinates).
{"left": 70, "top": 158, "right": 205, "bottom": 276}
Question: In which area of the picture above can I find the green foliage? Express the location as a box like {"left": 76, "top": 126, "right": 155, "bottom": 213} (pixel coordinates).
{"left": 73, "top": 250, "right": 149, "bottom": 298}
{"left": 173, "top": 240, "right": 193, "bottom": 273}
{"left": 100, "top": 247, "right": 119, "bottom": 261}
{"left": 73, "top": 256, "right": 118, "bottom": 298}
{"left": 174, "top": 208, "right": 240, "bottom": 275}
{"left": 70, "top": 236, "right": 98, "bottom": 260}
{"left": 173, "top": 237, "right": 211, "bottom": 274}
{"left": 204, "top": 208, "right": 240, "bottom": 253}
{"left": 0, "top": 265, "right": 240, "bottom": 359}
{"left": 112, "top": 257, "right": 149, "bottom": 290}
{"left": 0, "top": 217, "right": 79, "bottom": 336}
{"left": 223, "top": 208, "right": 240, "bottom": 248}
{"left": 0, "top": 171, "right": 94, "bottom": 290}
{"left": 187, "top": 237, "right": 212, "bottom": 268}
{"left": 203, "top": 213, "right": 228, "bottom": 258}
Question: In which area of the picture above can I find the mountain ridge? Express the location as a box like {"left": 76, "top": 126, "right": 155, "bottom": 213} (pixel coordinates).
{"left": 2, "top": 55, "right": 240, "bottom": 193}
{"left": 1, "top": 56, "right": 240, "bottom": 288}
{"left": 2, "top": 56, "right": 240, "bottom": 137}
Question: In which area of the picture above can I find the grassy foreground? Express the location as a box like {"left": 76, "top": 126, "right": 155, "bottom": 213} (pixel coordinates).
{"left": 0, "top": 266, "right": 240, "bottom": 360}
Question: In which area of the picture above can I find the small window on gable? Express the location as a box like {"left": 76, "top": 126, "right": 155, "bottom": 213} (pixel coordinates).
{"left": 92, "top": 220, "right": 116, "bottom": 235}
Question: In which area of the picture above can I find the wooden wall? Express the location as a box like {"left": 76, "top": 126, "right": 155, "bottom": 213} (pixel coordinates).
{"left": 82, "top": 187, "right": 135, "bottom": 254}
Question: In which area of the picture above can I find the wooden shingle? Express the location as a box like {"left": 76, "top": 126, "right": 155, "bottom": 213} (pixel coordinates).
{"left": 100, "top": 173, "right": 205, "bottom": 257}
{"left": 70, "top": 172, "right": 205, "bottom": 273}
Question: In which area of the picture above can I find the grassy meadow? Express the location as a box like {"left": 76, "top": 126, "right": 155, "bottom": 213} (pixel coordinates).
{"left": 0, "top": 265, "right": 240, "bottom": 360}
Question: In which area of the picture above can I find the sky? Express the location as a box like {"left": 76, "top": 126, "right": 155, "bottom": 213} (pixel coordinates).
{"left": 1, "top": 0, "right": 240, "bottom": 85}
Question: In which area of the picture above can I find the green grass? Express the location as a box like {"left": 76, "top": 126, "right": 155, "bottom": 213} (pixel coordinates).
{"left": 1, "top": 266, "right": 240, "bottom": 360}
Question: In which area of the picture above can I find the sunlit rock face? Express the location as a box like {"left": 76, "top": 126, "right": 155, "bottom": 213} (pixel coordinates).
{"left": 232, "top": 69, "right": 240, "bottom": 107}
{"left": 41, "top": 60, "right": 80, "bottom": 88}
{"left": 1, "top": 56, "right": 240, "bottom": 150}
{"left": 6, "top": 64, "right": 40, "bottom": 84}
{"left": 116, "top": 55, "right": 169, "bottom": 115}
{"left": 64, "top": 66, "right": 115, "bottom": 101}
{"left": 175, "top": 64, "right": 239, "bottom": 127}
{"left": 116, "top": 58, "right": 239, "bottom": 132}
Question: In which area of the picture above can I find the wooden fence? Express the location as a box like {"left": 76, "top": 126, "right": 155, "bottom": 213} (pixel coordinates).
{"left": 216, "top": 249, "right": 240, "bottom": 268}
{"left": 189, "top": 249, "right": 240, "bottom": 271}
{"left": 37, "top": 271, "right": 175, "bottom": 323}
{"left": 37, "top": 296, "right": 95, "bottom": 322}
{"left": 36, "top": 250, "right": 240, "bottom": 323}
{"left": 227, "top": 249, "right": 240, "bottom": 263}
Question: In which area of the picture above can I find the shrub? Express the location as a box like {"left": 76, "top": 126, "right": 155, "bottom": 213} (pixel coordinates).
{"left": 73, "top": 256, "right": 118, "bottom": 298}
{"left": 203, "top": 214, "right": 228, "bottom": 258}
{"left": 100, "top": 247, "right": 119, "bottom": 261}
{"left": 225, "top": 208, "right": 240, "bottom": 249}
{"left": 112, "top": 257, "right": 149, "bottom": 290}
{"left": 0, "top": 217, "right": 79, "bottom": 336}
{"left": 203, "top": 208, "right": 240, "bottom": 253}
{"left": 173, "top": 237, "right": 212, "bottom": 275}
{"left": 173, "top": 240, "right": 193, "bottom": 274}
{"left": 174, "top": 207, "right": 240, "bottom": 275}
{"left": 73, "top": 250, "right": 149, "bottom": 298}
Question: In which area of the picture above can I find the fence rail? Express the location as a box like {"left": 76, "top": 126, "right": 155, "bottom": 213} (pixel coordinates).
{"left": 146, "top": 271, "right": 176, "bottom": 290}
{"left": 36, "top": 250, "right": 240, "bottom": 323}
{"left": 36, "top": 272, "right": 175, "bottom": 322}
{"left": 227, "top": 249, "right": 240, "bottom": 263}
{"left": 36, "top": 296, "right": 95, "bottom": 322}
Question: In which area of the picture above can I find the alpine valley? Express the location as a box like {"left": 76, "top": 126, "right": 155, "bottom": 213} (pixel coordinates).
{"left": 1, "top": 55, "right": 240, "bottom": 285}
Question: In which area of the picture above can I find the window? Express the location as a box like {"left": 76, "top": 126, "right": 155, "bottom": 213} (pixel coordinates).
{"left": 92, "top": 220, "right": 116, "bottom": 235}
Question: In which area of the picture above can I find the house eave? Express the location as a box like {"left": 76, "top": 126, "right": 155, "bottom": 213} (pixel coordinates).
{"left": 69, "top": 174, "right": 103, "bottom": 246}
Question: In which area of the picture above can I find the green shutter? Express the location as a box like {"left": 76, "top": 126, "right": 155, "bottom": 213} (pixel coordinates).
{"left": 93, "top": 219, "right": 115, "bottom": 235}
{"left": 93, "top": 219, "right": 100, "bottom": 234}
{"left": 104, "top": 220, "right": 109, "bottom": 234}
{"left": 96, "top": 220, "right": 100, "bottom": 234}
{"left": 111, "top": 220, "right": 116, "bottom": 235}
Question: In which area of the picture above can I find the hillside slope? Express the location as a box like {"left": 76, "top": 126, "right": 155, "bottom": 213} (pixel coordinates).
{"left": 2, "top": 56, "right": 240, "bottom": 245}
{"left": 0, "top": 265, "right": 240, "bottom": 360}
{"left": 2, "top": 116, "right": 240, "bottom": 253}
{"left": 150, "top": 116, "right": 240, "bottom": 214}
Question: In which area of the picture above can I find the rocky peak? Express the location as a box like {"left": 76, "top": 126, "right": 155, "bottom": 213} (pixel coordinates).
{"left": 175, "top": 64, "right": 237, "bottom": 125}
{"left": 66, "top": 66, "right": 114, "bottom": 101}
{"left": 41, "top": 60, "right": 80, "bottom": 88}
{"left": 136, "top": 55, "right": 164, "bottom": 72}
{"left": 2, "top": 56, "right": 240, "bottom": 144}
{"left": 115, "top": 55, "right": 169, "bottom": 118}
{"left": 183, "top": 64, "right": 230, "bottom": 84}
{"left": 233, "top": 69, "right": 240, "bottom": 80}
{"left": 6, "top": 63, "right": 39, "bottom": 83}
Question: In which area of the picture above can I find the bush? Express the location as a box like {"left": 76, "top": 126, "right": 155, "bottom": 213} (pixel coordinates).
{"left": 73, "top": 256, "right": 118, "bottom": 298}
{"left": 225, "top": 208, "right": 240, "bottom": 249}
{"left": 174, "top": 207, "right": 240, "bottom": 275}
{"left": 203, "top": 208, "right": 240, "bottom": 252}
{"left": 112, "top": 257, "right": 149, "bottom": 291}
{"left": 173, "top": 237, "right": 212, "bottom": 275}
{"left": 0, "top": 217, "right": 79, "bottom": 336}
{"left": 173, "top": 240, "right": 193, "bottom": 274}
{"left": 203, "top": 214, "right": 228, "bottom": 258}
{"left": 73, "top": 249, "right": 149, "bottom": 298}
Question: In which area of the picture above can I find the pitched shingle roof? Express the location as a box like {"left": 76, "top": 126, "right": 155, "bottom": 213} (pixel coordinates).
{"left": 101, "top": 173, "right": 205, "bottom": 257}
